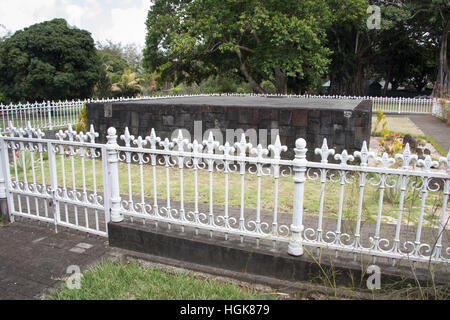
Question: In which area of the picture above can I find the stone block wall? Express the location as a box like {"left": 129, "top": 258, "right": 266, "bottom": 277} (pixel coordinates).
{"left": 86, "top": 98, "right": 372, "bottom": 161}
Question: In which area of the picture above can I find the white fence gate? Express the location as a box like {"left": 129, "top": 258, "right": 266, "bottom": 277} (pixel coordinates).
{"left": 0, "top": 123, "right": 110, "bottom": 236}
{"left": 0, "top": 121, "right": 448, "bottom": 265}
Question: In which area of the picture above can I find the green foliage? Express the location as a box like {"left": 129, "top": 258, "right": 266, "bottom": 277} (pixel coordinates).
{"left": 74, "top": 103, "right": 87, "bottom": 134}
{"left": 384, "top": 176, "right": 417, "bottom": 206}
{"left": 111, "top": 69, "right": 144, "bottom": 97}
{"left": 96, "top": 40, "right": 143, "bottom": 71}
{"left": 144, "top": 0, "right": 333, "bottom": 94}
{"left": 326, "top": 0, "right": 445, "bottom": 96}
{"left": 326, "top": 0, "right": 371, "bottom": 95}
{"left": 0, "top": 89, "right": 7, "bottom": 104}
{"left": 197, "top": 74, "right": 251, "bottom": 94}
{"left": 94, "top": 63, "right": 113, "bottom": 98}
{"left": 154, "top": 74, "right": 253, "bottom": 96}
{"left": 236, "top": 82, "right": 253, "bottom": 94}
{"left": 94, "top": 40, "right": 144, "bottom": 98}
{"left": 371, "top": 110, "right": 387, "bottom": 136}
{"left": 167, "top": 85, "right": 184, "bottom": 96}
{"left": 260, "top": 80, "right": 277, "bottom": 94}
{"left": 0, "top": 19, "right": 100, "bottom": 103}
{"left": 49, "top": 259, "right": 276, "bottom": 300}
{"left": 97, "top": 49, "right": 129, "bottom": 75}
{"left": 409, "top": 0, "right": 449, "bottom": 97}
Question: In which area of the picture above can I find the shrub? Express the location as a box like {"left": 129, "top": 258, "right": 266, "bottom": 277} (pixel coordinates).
{"left": 371, "top": 110, "right": 387, "bottom": 136}
{"left": 75, "top": 103, "right": 87, "bottom": 134}
{"left": 260, "top": 80, "right": 277, "bottom": 94}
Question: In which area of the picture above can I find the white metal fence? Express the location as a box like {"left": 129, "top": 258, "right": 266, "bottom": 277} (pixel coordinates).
{"left": 0, "top": 96, "right": 148, "bottom": 133}
{"left": 0, "top": 122, "right": 109, "bottom": 236}
{"left": 0, "top": 94, "right": 443, "bottom": 134}
{"left": 0, "top": 121, "right": 448, "bottom": 265}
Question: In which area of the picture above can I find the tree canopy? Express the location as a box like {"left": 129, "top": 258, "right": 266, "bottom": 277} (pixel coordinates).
{"left": 143, "top": 0, "right": 448, "bottom": 97}
{"left": 143, "top": 0, "right": 333, "bottom": 94}
{"left": 327, "top": 0, "right": 447, "bottom": 96}
{"left": 0, "top": 2, "right": 446, "bottom": 100}
{"left": 411, "top": 0, "right": 449, "bottom": 97}
{"left": 0, "top": 19, "right": 100, "bottom": 102}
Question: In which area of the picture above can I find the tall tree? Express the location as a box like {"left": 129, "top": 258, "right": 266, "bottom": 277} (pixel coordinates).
{"left": 327, "top": 1, "right": 416, "bottom": 96}
{"left": 373, "top": 3, "right": 433, "bottom": 95}
{"left": 143, "top": 0, "right": 332, "bottom": 94}
{"left": 411, "top": 0, "right": 449, "bottom": 97}
{"left": 326, "top": 0, "right": 372, "bottom": 96}
{"left": 0, "top": 19, "right": 100, "bottom": 102}
{"left": 328, "top": 0, "right": 448, "bottom": 97}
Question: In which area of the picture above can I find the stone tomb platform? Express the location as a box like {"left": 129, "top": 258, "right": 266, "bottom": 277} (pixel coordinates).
{"left": 87, "top": 96, "right": 372, "bottom": 161}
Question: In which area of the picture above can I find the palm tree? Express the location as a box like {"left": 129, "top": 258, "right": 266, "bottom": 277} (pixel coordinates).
{"left": 111, "top": 69, "right": 144, "bottom": 97}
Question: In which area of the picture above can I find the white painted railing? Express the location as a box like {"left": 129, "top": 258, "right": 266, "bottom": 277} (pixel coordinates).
{"left": 0, "top": 96, "right": 151, "bottom": 133}
{"left": 0, "top": 121, "right": 448, "bottom": 265}
{"left": 0, "top": 94, "right": 440, "bottom": 133}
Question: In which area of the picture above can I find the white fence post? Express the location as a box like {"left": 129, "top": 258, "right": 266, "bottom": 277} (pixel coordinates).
{"left": 0, "top": 133, "right": 10, "bottom": 222}
{"left": 288, "top": 138, "right": 307, "bottom": 256}
{"left": 47, "top": 140, "right": 60, "bottom": 232}
{"left": 47, "top": 101, "right": 53, "bottom": 130}
{"left": 106, "top": 127, "right": 123, "bottom": 222}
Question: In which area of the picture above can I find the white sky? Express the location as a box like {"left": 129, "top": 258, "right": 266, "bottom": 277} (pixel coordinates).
{"left": 0, "top": 0, "right": 151, "bottom": 48}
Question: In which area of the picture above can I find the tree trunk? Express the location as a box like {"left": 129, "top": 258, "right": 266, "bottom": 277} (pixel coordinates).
{"left": 236, "top": 49, "right": 265, "bottom": 94}
{"left": 329, "top": 30, "right": 371, "bottom": 96}
{"left": 329, "top": 66, "right": 369, "bottom": 96}
{"left": 434, "top": 20, "right": 449, "bottom": 98}
{"left": 274, "top": 68, "right": 288, "bottom": 94}
{"left": 239, "top": 63, "right": 265, "bottom": 94}
{"left": 382, "top": 66, "right": 392, "bottom": 96}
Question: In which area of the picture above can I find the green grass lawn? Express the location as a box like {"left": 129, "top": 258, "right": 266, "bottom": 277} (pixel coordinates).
{"left": 49, "top": 259, "right": 278, "bottom": 300}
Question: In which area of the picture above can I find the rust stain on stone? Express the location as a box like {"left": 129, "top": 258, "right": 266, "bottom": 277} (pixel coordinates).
{"left": 292, "top": 110, "right": 308, "bottom": 126}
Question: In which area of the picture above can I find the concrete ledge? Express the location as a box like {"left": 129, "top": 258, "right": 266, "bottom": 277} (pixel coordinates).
{"left": 108, "top": 221, "right": 449, "bottom": 289}
{"left": 108, "top": 221, "right": 313, "bottom": 282}
{"left": 113, "top": 247, "right": 379, "bottom": 300}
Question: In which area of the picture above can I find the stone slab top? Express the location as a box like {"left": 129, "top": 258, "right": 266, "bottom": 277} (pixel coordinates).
{"left": 105, "top": 96, "right": 371, "bottom": 111}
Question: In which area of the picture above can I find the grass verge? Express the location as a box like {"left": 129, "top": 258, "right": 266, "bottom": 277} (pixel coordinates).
{"left": 49, "top": 259, "right": 278, "bottom": 300}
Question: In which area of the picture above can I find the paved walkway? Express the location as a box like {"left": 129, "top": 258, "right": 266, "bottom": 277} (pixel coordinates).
{"left": 0, "top": 219, "right": 118, "bottom": 300}
{"left": 407, "top": 114, "right": 450, "bottom": 152}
